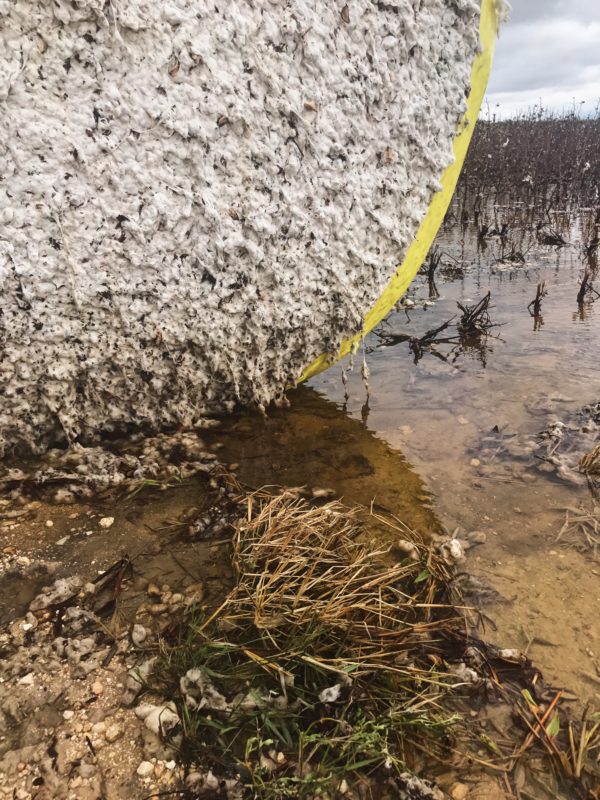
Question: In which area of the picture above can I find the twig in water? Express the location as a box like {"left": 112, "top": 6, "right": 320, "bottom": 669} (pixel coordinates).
{"left": 457, "top": 291, "right": 495, "bottom": 336}
{"left": 576, "top": 271, "right": 600, "bottom": 305}
{"left": 528, "top": 282, "right": 547, "bottom": 317}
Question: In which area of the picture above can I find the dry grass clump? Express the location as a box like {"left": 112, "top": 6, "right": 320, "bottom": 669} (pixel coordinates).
{"left": 220, "top": 491, "right": 462, "bottom": 673}
{"left": 150, "top": 490, "right": 468, "bottom": 798}
{"left": 557, "top": 504, "right": 600, "bottom": 556}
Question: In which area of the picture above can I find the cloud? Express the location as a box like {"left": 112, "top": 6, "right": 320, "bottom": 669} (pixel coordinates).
{"left": 483, "top": 2, "right": 600, "bottom": 118}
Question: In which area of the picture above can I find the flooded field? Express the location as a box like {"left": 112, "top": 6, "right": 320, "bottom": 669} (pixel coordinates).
{"left": 312, "top": 197, "right": 600, "bottom": 703}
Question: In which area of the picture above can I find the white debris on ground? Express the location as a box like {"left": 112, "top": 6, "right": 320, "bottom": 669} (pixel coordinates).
{"left": 0, "top": 571, "right": 211, "bottom": 800}
{"left": 0, "top": 0, "right": 483, "bottom": 454}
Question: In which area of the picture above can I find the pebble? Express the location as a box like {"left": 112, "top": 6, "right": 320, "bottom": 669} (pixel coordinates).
{"left": 99, "top": 516, "right": 115, "bottom": 528}
{"left": 91, "top": 681, "right": 104, "bottom": 695}
{"left": 45, "top": 520, "right": 54, "bottom": 528}
{"left": 147, "top": 583, "right": 161, "bottom": 598}
{"left": 55, "top": 536, "right": 70, "bottom": 545}
{"left": 18, "top": 673, "right": 34, "bottom": 686}
{"left": 105, "top": 724, "right": 122, "bottom": 743}
{"left": 470, "top": 458, "right": 481, "bottom": 467}
{"left": 137, "top": 761, "right": 154, "bottom": 778}
{"left": 91, "top": 722, "right": 106, "bottom": 735}
{"left": 131, "top": 624, "right": 147, "bottom": 646}
{"left": 451, "top": 783, "right": 469, "bottom": 800}
{"left": 63, "top": 710, "right": 74, "bottom": 720}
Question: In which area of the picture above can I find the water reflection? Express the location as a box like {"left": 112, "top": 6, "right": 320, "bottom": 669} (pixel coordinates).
{"left": 212, "top": 385, "right": 440, "bottom": 536}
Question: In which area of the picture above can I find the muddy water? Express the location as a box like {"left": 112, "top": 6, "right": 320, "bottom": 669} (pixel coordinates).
{"left": 308, "top": 201, "right": 600, "bottom": 704}
{"left": 196, "top": 201, "right": 600, "bottom": 706}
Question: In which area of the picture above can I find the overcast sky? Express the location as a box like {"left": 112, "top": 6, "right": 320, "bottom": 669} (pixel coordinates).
{"left": 484, "top": 0, "right": 600, "bottom": 118}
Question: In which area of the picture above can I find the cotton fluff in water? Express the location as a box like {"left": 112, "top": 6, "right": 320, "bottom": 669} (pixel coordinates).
{"left": 0, "top": 0, "right": 482, "bottom": 454}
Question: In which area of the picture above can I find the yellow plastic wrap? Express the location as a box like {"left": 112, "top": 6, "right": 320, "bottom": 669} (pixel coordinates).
{"left": 298, "top": 0, "right": 499, "bottom": 384}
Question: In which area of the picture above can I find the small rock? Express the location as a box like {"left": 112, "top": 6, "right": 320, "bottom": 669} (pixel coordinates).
{"left": 131, "top": 624, "right": 147, "bottom": 646}
{"left": 451, "top": 783, "right": 469, "bottom": 800}
{"left": 45, "top": 520, "right": 54, "bottom": 528}
{"left": 311, "top": 487, "right": 335, "bottom": 499}
{"left": 465, "top": 530, "right": 487, "bottom": 546}
{"left": 470, "top": 458, "right": 481, "bottom": 467}
{"left": 105, "top": 724, "right": 122, "bottom": 743}
{"left": 184, "top": 582, "right": 205, "bottom": 605}
{"left": 99, "top": 516, "right": 115, "bottom": 528}
{"left": 165, "top": 760, "right": 176, "bottom": 770}
{"left": 147, "top": 583, "right": 161, "bottom": 598}
{"left": 55, "top": 536, "right": 70, "bottom": 545}
{"left": 137, "top": 761, "right": 154, "bottom": 778}
{"left": 91, "top": 681, "right": 104, "bottom": 695}
{"left": 18, "top": 673, "right": 34, "bottom": 686}
{"left": 148, "top": 603, "right": 168, "bottom": 616}
{"left": 91, "top": 722, "right": 106, "bottom": 735}
{"left": 63, "top": 710, "right": 74, "bottom": 720}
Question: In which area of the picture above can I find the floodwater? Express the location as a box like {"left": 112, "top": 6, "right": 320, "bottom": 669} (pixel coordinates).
{"left": 216, "top": 197, "right": 600, "bottom": 706}
{"left": 309, "top": 198, "right": 600, "bottom": 705}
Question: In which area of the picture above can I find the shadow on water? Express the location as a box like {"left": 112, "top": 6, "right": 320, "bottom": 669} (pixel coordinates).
{"left": 210, "top": 384, "right": 441, "bottom": 536}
